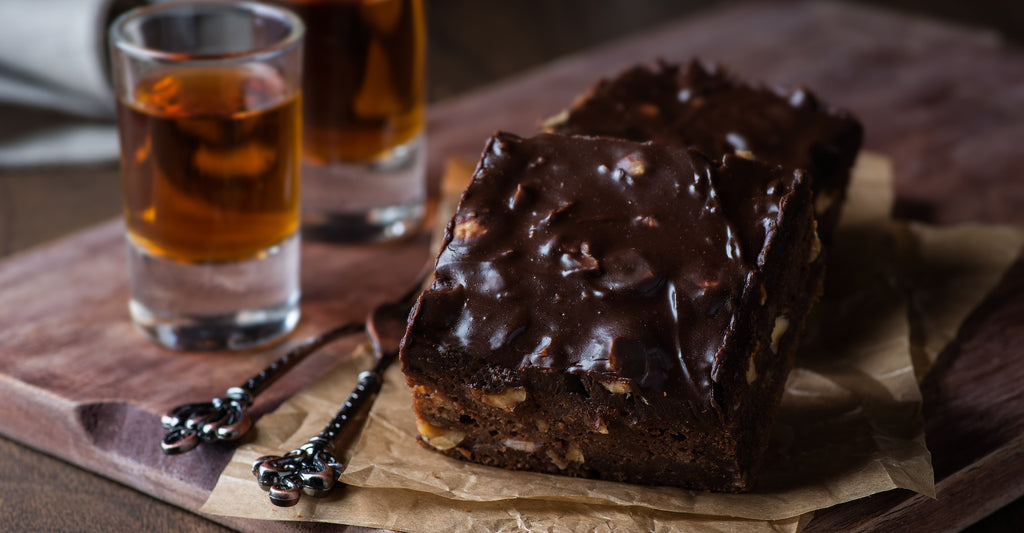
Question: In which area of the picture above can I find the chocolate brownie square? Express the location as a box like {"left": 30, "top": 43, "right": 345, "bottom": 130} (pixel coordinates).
{"left": 400, "top": 131, "right": 823, "bottom": 491}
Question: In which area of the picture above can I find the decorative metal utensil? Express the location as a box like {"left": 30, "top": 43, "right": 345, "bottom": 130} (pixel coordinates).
{"left": 161, "top": 322, "right": 365, "bottom": 454}
{"left": 252, "top": 281, "right": 421, "bottom": 506}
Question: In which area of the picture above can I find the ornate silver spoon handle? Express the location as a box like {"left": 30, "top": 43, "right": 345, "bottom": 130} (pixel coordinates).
{"left": 160, "top": 321, "right": 366, "bottom": 454}
{"left": 251, "top": 277, "right": 420, "bottom": 506}
{"left": 251, "top": 353, "right": 394, "bottom": 507}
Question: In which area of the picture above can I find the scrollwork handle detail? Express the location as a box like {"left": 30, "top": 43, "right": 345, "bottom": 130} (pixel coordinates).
{"left": 252, "top": 438, "right": 343, "bottom": 507}
{"left": 161, "top": 387, "right": 253, "bottom": 454}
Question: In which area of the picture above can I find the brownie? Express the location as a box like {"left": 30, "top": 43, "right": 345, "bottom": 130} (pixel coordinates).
{"left": 545, "top": 60, "right": 863, "bottom": 241}
{"left": 400, "top": 132, "right": 824, "bottom": 491}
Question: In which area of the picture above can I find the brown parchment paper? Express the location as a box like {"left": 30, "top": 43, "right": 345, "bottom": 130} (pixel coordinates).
{"left": 896, "top": 222, "right": 1024, "bottom": 380}
{"left": 202, "top": 153, "right": 1023, "bottom": 532}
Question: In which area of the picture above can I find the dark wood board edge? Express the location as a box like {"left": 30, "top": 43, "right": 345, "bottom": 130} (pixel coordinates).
{"left": 812, "top": 434, "right": 1024, "bottom": 532}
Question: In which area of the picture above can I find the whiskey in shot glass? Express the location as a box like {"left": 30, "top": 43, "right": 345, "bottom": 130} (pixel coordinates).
{"left": 272, "top": 0, "right": 427, "bottom": 242}
{"left": 110, "top": 1, "right": 305, "bottom": 350}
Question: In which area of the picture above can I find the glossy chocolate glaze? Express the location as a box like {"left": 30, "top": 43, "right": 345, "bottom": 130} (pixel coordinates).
{"left": 403, "top": 132, "right": 802, "bottom": 405}
{"left": 549, "top": 60, "right": 862, "bottom": 195}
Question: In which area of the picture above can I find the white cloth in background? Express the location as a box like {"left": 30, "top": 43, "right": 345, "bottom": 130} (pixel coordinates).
{"left": 0, "top": 0, "right": 140, "bottom": 167}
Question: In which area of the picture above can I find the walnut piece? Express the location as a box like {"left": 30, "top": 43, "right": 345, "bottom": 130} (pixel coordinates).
{"left": 416, "top": 419, "right": 466, "bottom": 451}
{"left": 770, "top": 315, "right": 790, "bottom": 354}
{"left": 541, "top": 109, "right": 569, "bottom": 131}
{"left": 746, "top": 354, "right": 758, "bottom": 385}
{"left": 808, "top": 222, "right": 822, "bottom": 263}
{"left": 503, "top": 439, "right": 542, "bottom": 453}
{"left": 546, "top": 444, "right": 585, "bottom": 469}
{"left": 481, "top": 387, "right": 527, "bottom": 411}
{"left": 601, "top": 380, "right": 633, "bottom": 394}
{"left": 617, "top": 152, "right": 647, "bottom": 176}
{"left": 453, "top": 217, "right": 486, "bottom": 240}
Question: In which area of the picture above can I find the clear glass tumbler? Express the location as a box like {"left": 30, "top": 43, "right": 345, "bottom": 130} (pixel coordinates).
{"left": 110, "top": 1, "right": 305, "bottom": 350}
{"left": 270, "top": 0, "right": 427, "bottom": 243}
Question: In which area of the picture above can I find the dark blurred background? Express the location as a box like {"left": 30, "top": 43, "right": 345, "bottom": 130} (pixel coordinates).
{"left": 425, "top": 0, "right": 1024, "bottom": 102}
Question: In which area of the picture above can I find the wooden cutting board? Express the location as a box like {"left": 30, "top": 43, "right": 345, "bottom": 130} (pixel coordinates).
{"left": 2, "top": 2, "right": 1024, "bottom": 531}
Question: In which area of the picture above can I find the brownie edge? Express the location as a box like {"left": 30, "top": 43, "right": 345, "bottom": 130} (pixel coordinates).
{"left": 400, "top": 132, "right": 824, "bottom": 491}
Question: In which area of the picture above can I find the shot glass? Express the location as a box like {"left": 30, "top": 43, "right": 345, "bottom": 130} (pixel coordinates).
{"left": 271, "top": 0, "right": 427, "bottom": 242}
{"left": 110, "top": 1, "right": 304, "bottom": 351}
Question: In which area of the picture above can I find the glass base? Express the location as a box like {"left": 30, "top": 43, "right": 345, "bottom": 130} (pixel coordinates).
{"left": 301, "top": 134, "right": 427, "bottom": 243}
{"left": 127, "top": 234, "right": 300, "bottom": 351}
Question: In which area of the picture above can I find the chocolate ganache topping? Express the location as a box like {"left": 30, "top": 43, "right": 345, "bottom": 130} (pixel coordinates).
{"left": 549, "top": 60, "right": 862, "bottom": 193}
{"left": 404, "top": 132, "right": 800, "bottom": 402}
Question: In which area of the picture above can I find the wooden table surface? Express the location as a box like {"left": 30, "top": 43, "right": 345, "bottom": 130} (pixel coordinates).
{"left": 3, "top": 1, "right": 1024, "bottom": 531}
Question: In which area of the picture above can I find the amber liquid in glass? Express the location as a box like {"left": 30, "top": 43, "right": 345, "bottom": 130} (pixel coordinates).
{"left": 274, "top": 0, "right": 425, "bottom": 164}
{"left": 117, "top": 65, "right": 301, "bottom": 263}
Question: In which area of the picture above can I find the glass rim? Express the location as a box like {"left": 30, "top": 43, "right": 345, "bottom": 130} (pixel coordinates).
{"left": 109, "top": 0, "right": 305, "bottom": 63}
